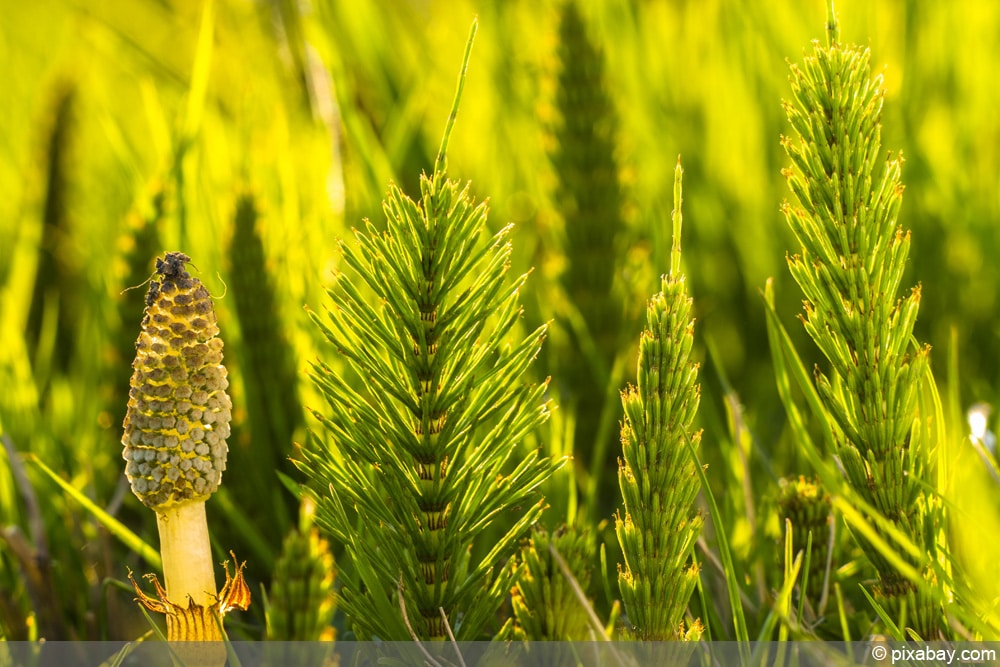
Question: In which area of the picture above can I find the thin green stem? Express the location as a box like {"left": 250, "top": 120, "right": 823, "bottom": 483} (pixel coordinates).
{"left": 434, "top": 18, "right": 478, "bottom": 180}
{"left": 670, "top": 157, "right": 684, "bottom": 278}
{"left": 826, "top": 0, "right": 839, "bottom": 46}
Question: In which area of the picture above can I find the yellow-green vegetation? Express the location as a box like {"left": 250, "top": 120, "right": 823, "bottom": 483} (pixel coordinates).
{"left": 1, "top": 0, "right": 999, "bottom": 647}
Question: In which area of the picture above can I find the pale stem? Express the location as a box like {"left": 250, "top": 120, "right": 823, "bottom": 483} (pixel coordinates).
{"left": 156, "top": 501, "right": 217, "bottom": 608}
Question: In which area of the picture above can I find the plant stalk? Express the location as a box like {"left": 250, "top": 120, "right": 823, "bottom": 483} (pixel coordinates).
{"left": 156, "top": 501, "right": 217, "bottom": 611}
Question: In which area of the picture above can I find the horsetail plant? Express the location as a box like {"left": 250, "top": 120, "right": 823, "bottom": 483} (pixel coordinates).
{"left": 265, "top": 498, "right": 337, "bottom": 641}
{"left": 264, "top": 498, "right": 338, "bottom": 667}
{"left": 122, "top": 252, "right": 250, "bottom": 649}
{"left": 501, "top": 524, "right": 596, "bottom": 641}
{"left": 297, "top": 21, "right": 559, "bottom": 641}
{"left": 776, "top": 476, "right": 833, "bottom": 603}
{"left": 228, "top": 192, "right": 302, "bottom": 451}
{"left": 779, "top": 4, "right": 940, "bottom": 637}
{"left": 552, "top": 0, "right": 628, "bottom": 514}
{"left": 28, "top": 82, "right": 80, "bottom": 374}
{"left": 227, "top": 191, "right": 303, "bottom": 530}
{"left": 616, "top": 160, "right": 703, "bottom": 641}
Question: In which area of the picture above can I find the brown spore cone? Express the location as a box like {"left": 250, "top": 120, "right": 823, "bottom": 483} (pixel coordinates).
{"left": 122, "top": 251, "right": 232, "bottom": 510}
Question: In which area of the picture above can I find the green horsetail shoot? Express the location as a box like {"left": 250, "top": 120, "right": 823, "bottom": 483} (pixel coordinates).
{"left": 779, "top": 3, "right": 942, "bottom": 638}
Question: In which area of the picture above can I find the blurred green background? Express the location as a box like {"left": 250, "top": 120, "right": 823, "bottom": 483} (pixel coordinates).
{"left": 2, "top": 0, "right": 999, "bottom": 641}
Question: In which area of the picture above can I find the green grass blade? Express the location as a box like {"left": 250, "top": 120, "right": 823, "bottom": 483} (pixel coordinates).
{"left": 762, "top": 280, "right": 836, "bottom": 455}
{"left": 834, "top": 582, "right": 851, "bottom": 642}
{"left": 859, "top": 584, "right": 904, "bottom": 640}
{"left": 682, "top": 434, "right": 750, "bottom": 655}
{"left": 25, "top": 453, "right": 160, "bottom": 569}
